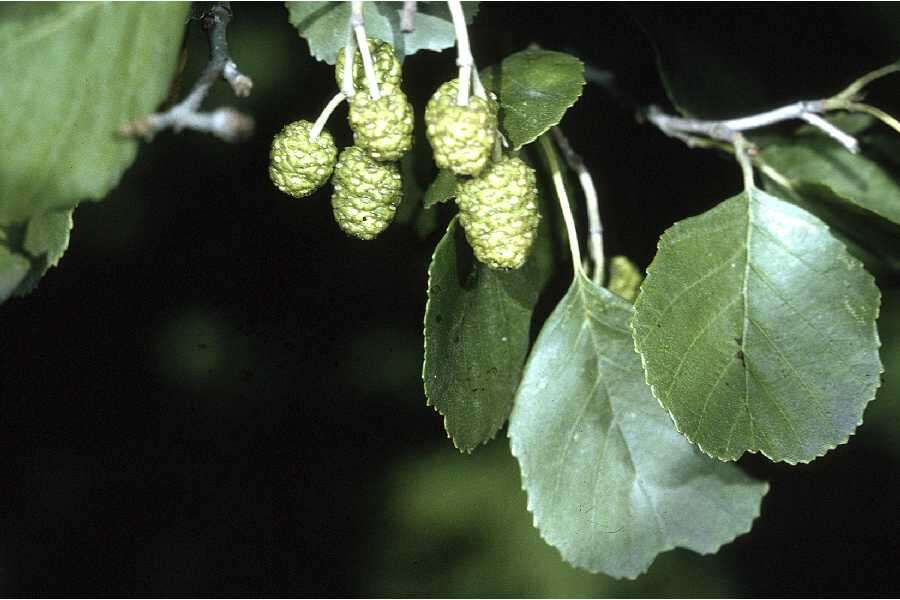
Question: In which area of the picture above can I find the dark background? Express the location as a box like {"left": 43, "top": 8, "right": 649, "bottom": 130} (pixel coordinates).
{"left": 1, "top": 3, "right": 899, "bottom": 595}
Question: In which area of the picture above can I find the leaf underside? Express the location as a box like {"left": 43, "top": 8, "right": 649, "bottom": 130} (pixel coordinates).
{"left": 286, "top": 1, "right": 479, "bottom": 65}
{"left": 632, "top": 188, "right": 882, "bottom": 464}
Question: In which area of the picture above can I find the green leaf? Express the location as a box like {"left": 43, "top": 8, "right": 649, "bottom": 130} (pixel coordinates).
{"left": 286, "top": 1, "right": 479, "bottom": 65}
{"left": 0, "top": 2, "right": 190, "bottom": 225}
{"left": 760, "top": 172, "right": 900, "bottom": 276}
{"left": 509, "top": 272, "right": 767, "bottom": 579}
{"left": 423, "top": 169, "right": 458, "bottom": 208}
{"left": 24, "top": 209, "right": 74, "bottom": 269}
{"left": 423, "top": 217, "right": 552, "bottom": 452}
{"left": 13, "top": 208, "right": 75, "bottom": 297}
{"left": 759, "top": 123, "right": 900, "bottom": 228}
{"left": 632, "top": 188, "right": 882, "bottom": 464}
{"left": 481, "top": 49, "right": 585, "bottom": 150}
{"left": 0, "top": 246, "right": 30, "bottom": 302}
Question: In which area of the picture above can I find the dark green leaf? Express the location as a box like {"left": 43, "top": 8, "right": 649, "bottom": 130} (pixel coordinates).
{"left": 632, "top": 188, "right": 882, "bottom": 463}
{"left": 760, "top": 122, "right": 900, "bottom": 228}
{"left": 423, "top": 217, "right": 552, "bottom": 452}
{"left": 509, "top": 272, "right": 767, "bottom": 579}
{"left": 423, "top": 169, "right": 458, "bottom": 208}
{"left": 0, "top": 2, "right": 190, "bottom": 224}
{"left": 481, "top": 49, "right": 585, "bottom": 149}
{"left": 760, "top": 173, "right": 900, "bottom": 276}
{"left": 286, "top": 1, "right": 479, "bottom": 64}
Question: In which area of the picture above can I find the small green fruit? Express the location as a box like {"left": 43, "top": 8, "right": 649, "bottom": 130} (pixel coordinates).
{"left": 331, "top": 146, "right": 403, "bottom": 240}
{"left": 335, "top": 37, "right": 402, "bottom": 92}
{"left": 425, "top": 79, "right": 498, "bottom": 176}
{"left": 348, "top": 89, "right": 414, "bottom": 162}
{"left": 269, "top": 120, "right": 337, "bottom": 198}
{"left": 456, "top": 155, "right": 540, "bottom": 270}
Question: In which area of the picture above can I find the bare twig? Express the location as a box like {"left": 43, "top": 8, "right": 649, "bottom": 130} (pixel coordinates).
{"left": 447, "top": 0, "right": 478, "bottom": 105}
{"left": 551, "top": 127, "right": 605, "bottom": 285}
{"left": 401, "top": 0, "right": 417, "bottom": 32}
{"left": 310, "top": 93, "right": 346, "bottom": 139}
{"left": 538, "top": 135, "right": 583, "bottom": 274}
{"left": 341, "top": 26, "right": 356, "bottom": 98}
{"left": 645, "top": 100, "right": 859, "bottom": 154}
{"left": 351, "top": 0, "right": 381, "bottom": 99}
{"left": 120, "top": 2, "right": 253, "bottom": 142}
{"left": 645, "top": 62, "right": 900, "bottom": 156}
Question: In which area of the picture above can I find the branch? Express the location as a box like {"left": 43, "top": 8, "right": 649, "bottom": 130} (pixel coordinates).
{"left": 120, "top": 2, "right": 254, "bottom": 142}
{"left": 645, "top": 99, "right": 859, "bottom": 154}
{"left": 645, "top": 61, "right": 900, "bottom": 155}
{"left": 551, "top": 127, "right": 605, "bottom": 285}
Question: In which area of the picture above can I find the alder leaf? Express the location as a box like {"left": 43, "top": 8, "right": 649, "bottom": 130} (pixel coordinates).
{"left": 509, "top": 272, "right": 767, "bottom": 579}
{"left": 13, "top": 208, "right": 75, "bottom": 297}
{"left": 286, "top": 1, "right": 479, "bottom": 65}
{"left": 423, "top": 217, "right": 552, "bottom": 452}
{"left": 423, "top": 169, "right": 458, "bottom": 209}
{"left": 759, "top": 117, "right": 900, "bottom": 228}
{"left": 0, "top": 2, "right": 190, "bottom": 225}
{"left": 632, "top": 188, "right": 882, "bottom": 464}
{"left": 481, "top": 49, "right": 585, "bottom": 149}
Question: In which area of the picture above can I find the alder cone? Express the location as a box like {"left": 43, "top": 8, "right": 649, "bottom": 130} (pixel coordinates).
{"left": 334, "top": 37, "right": 402, "bottom": 92}
{"left": 425, "top": 79, "right": 498, "bottom": 176}
{"left": 268, "top": 120, "right": 337, "bottom": 198}
{"left": 331, "top": 146, "right": 403, "bottom": 240}
{"left": 456, "top": 156, "right": 540, "bottom": 270}
{"left": 348, "top": 89, "right": 414, "bottom": 162}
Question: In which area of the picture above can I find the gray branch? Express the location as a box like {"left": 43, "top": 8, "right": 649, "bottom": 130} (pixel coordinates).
{"left": 645, "top": 99, "right": 860, "bottom": 154}
{"left": 120, "top": 2, "right": 254, "bottom": 142}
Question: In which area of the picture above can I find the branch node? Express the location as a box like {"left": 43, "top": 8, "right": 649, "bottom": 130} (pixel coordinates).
{"left": 120, "top": 1, "right": 253, "bottom": 142}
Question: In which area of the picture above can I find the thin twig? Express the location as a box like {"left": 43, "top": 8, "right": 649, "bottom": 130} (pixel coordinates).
{"left": 341, "top": 26, "right": 356, "bottom": 98}
{"left": 310, "top": 93, "right": 346, "bottom": 139}
{"left": 733, "top": 134, "right": 756, "bottom": 191}
{"left": 401, "top": 0, "right": 417, "bottom": 32}
{"left": 538, "top": 135, "right": 583, "bottom": 275}
{"left": 351, "top": 0, "right": 381, "bottom": 100}
{"left": 120, "top": 2, "right": 253, "bottom": 142}
{"left": 551, "top": 127, "right": 605, "bottom": 285}
{"left": 645, "top": 100, "right": 860, "bottom": 154}
{"left": 447, "top": 0, "right": 473, "bottom": 105}
{"left": 646, "top": 62, "right": 900, "bottom": 155}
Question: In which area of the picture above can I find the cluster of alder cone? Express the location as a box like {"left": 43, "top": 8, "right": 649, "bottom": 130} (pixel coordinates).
{"left": 268, "top": 37, "right": 540, "bottom": 270}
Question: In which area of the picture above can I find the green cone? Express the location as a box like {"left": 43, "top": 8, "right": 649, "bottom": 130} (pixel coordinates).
{"left": 348, "top": 89, "right": 414, "bottom": 162}
{"left": 268, "top": 120, "right": 337, "bottom": 198}
{"left": 425, "top": 79, "right": 498, "bottom": 176}
{"left": 456, "top": 156, "right": 540, "bottom": 270}
{"left": 334, "top": 37, "right": 402, "bottom": 92}
{"left": 331, "top": 146, "right": 403, "bottom": 240}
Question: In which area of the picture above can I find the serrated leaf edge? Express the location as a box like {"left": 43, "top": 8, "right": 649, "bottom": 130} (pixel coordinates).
{"left": 508, "top": 275, "right": 769, "bottom": 579}
{"left": 630, "top": 191, "right": 884, "bottom": 465}
{"left": 422, "top": 217, "right": 505, "bottom": 454}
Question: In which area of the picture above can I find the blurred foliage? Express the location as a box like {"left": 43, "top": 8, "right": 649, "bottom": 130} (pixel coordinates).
{"left": 366, "top": 439, "right": 740, "bottom": 596}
